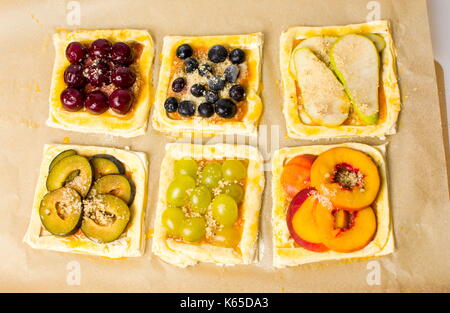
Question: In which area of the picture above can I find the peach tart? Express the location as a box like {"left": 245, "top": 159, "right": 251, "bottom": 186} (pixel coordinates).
{"left": 272, "top": 143, "right": 393, "bottom": 267}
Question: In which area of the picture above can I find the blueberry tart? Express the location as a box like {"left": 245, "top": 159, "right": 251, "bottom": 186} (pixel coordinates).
{"left": 153, "top": 34, "right": 263, "bottom": 137}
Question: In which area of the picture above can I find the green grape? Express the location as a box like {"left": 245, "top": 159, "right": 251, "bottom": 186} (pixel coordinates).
{"left": 222, "top": 160, "right": 246, "bottom": 181}
{"left": 174, "top": 158, "right": 198, "bottom": 178}
{"left": 181, "top": 217, "right": 206, "bottom": 242}
{"left": 190, "top": 185, "right": 212, "bottom": 214}
{"left": 223, "top": 183, "right": 244, "bottom": 204}
{"left": 201, "top": 162, "right": 223, "bottom": 188}
{"left": 211, "top": 194, "right": 238, "bottom": 227}
{"left": 166, "top": 175, "right": 196, "bottom": 206}
{"left": 214, "top": 226, "right": 241, "bottom": 248}
{"left": 162, "top": 207, "right": 185, "bottom": 237}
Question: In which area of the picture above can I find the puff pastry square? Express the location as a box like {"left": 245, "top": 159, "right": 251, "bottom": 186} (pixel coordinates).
{"left": 47, "top": 29, "right": 154, "bottom": 137}
{"left": 272, "top": 143, "right": 394, "bottom": 268}
{"left": 152, "top": 143, "right": 265, "bottom": 267}
{"left": 280, "top": 21, "right": 401, "bottom": 139}
{"left": 23, "top": 144, "right": 148, "bottom": 258}
{"left": 152, "top": 34, "right": 263, "bottom": 137}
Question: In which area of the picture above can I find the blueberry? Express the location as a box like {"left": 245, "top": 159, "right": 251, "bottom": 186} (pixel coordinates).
{"left": 172, "top": 77, "right": 186, "bottom": 92}
{"left": 204, "top": 90, "right": 219, "bottom": 103}
{"left": 215, "top": 99, "right": 237, "bottom": 118}
{"left": 184, "top": 57, "right": 198, "bottom": 73}
{"left": 224, "top": 65, "right": 240, "bottom": 83}
{"left": 176, "top": 44, "right": 193, "bottom": 59}
{"left": 164, "top": 97, "right": 178, "bottom": 113}
{"left": 198, "top": 64, "right": 213, "bottom": 77}
{"left": 208, "top": 76, "right": 226, "bottom": 91}
{"left": 198, "top": 102, "right": 215, "bottom": 118}
{"left": 229, "top": 48, "right": 245, "bottom": 64}
{"left": 208, "top": 45, "right": 228, "bottom": 63}
{"left": 229, "top": 85, "right": 246, "bottom": 102}
{"left": 178, "top": 100, "right": 195, "bottom": 117}
{"left": 190, "top": 84, "right": 205, "bottom": 97}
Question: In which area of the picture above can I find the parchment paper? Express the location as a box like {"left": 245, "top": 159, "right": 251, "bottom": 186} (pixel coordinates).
{"left": 0, "top": 0, "right": 449, "bottom": 292}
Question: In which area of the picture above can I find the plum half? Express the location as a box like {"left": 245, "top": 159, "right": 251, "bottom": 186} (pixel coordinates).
{"left": 87, "top": 174, "right": 135, "bottom": 205}
{"left": 89, "top": 154, "right": 125, "bottom": 180}
{"left": 39, "top": 187, "right": 82, "bottom": 236}
{"left": 48, "top": 149, "right": 77, "bottom": 172}
{"left": 81, "top": 194, "right": 130, "bottom": 243}
{"left": 46, "top": 155, "right": 93, "bottom": 198}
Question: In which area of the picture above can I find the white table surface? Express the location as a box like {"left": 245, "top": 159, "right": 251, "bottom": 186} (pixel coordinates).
{"left": 428, "top": 0, "right": 450, "bottom": 142}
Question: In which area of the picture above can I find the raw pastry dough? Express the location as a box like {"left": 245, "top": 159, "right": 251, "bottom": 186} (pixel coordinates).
{"left": 47, "top": 29, "right": 154, "bottom": 137}
{"left": 152, "top": 143, "right": 265, "bottom": 267}
{"left": 280, "top": 21, "right": 401, "bottom": 139}
{"left": 272, "top": 143, "right": 394, "bottom": 267}
{"left": 152, "top": 34, "right": 263, "bottom": 137}
{"left": 23, "top": 144, "right": 148, "bottom": 258}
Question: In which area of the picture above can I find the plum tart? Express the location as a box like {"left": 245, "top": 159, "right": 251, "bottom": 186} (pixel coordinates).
{"left": 272, "top": 143, "right": 393, "bottom": 267}
{"left": 152, "top": 143, "right": 264, "bottom": 267}
{"left": 152, "top": 34, "right": 263, "bottom": 137}
{"left": 48, "top": 29, "right": 154, "bottom": 137}
{"left": 23, "top": 144, "right": 148, "bottom": 258}
{"left": 280, "top": 20, "right": 401, "bottom": 139}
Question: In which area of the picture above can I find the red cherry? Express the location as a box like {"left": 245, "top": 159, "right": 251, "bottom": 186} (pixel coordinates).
{"left": 65, "top": 42, "right": 86, "bottom": 63}
{"left": 64, "top": 64, "right": 86, "bottom": 88}
{"left": 84, "top": 90, "right": 108, "bottom": 115}
{"left": 60, "top": 88, "right": 84, "bottom": 112}
{"left": 111, "top": 66, "right": 136, "bottom": 88}
{"left": 109, "top": 89, "right": 133, "bottom": 115}
{"left": 111, "top": 42, "right": 133, "bottom": 65}
{"left": 89, "top": 39, "right": 112, "bottom": 59}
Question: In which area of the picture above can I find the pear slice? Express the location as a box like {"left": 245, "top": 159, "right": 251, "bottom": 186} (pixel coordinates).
{"left": 363, "top": 33, "right": 386, "bottom": 52}
{"left": 330, "top": 34, "right": 380, "bottom": 125}
{"left": 291, "top": 47, "right": 350, "bottom": 126}
{"left": 297, "top": 36, "right": 337, "bottom": 66}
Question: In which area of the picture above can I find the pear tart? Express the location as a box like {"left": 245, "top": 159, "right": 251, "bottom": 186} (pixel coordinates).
{"left": 48, "top": 29, "right": 154, "bottom": 137}
{"left": 152, "top": 144, "right": 264, "bottom": 267}
{"left": 23, "top": 144, "right": 148, "bottom": 258}
{"left": 272, "top": 143, "right": 394, "bottom": 267}
{"left": 280, "top": 21, "right": 401, "bottom": 139}
{"left": 152, "top": 34, "right": 263, "bottom": 137}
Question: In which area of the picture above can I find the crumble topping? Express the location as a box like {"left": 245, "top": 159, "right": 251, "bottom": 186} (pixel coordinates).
{"left": 65, "top": 173, "right": 87, "bottom": 194}
{"left": 54, "top": 188, "right": 82, "bottom": 219}
{"left": 83, "top": 196, "right": 127, "bottom": 226}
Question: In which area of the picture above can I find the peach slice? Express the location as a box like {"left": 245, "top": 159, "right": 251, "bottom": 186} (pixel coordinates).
{"left": 310, "top": 147, "right": 380, "bottom": 210}
{"left": 281, "top": 154, "right": 317, "bottom": 198}
{"left": 314, "top": 199, "right": 377, "bottom": 253}
{"left": 285, "top": 154, "right": 317, "bottom": 168}
{"left": 286, "top": 188, "right": 329, "bottom": 252}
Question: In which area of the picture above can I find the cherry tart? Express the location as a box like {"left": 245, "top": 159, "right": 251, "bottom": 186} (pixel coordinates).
{"left": 271, "top": 143, "right": 393, "bottom": 268}
{"left": 48, "top": 29, "right": 154, "bottom": 137}
{"left": 152, "top": 34, "right": 263, "bottom": 137}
